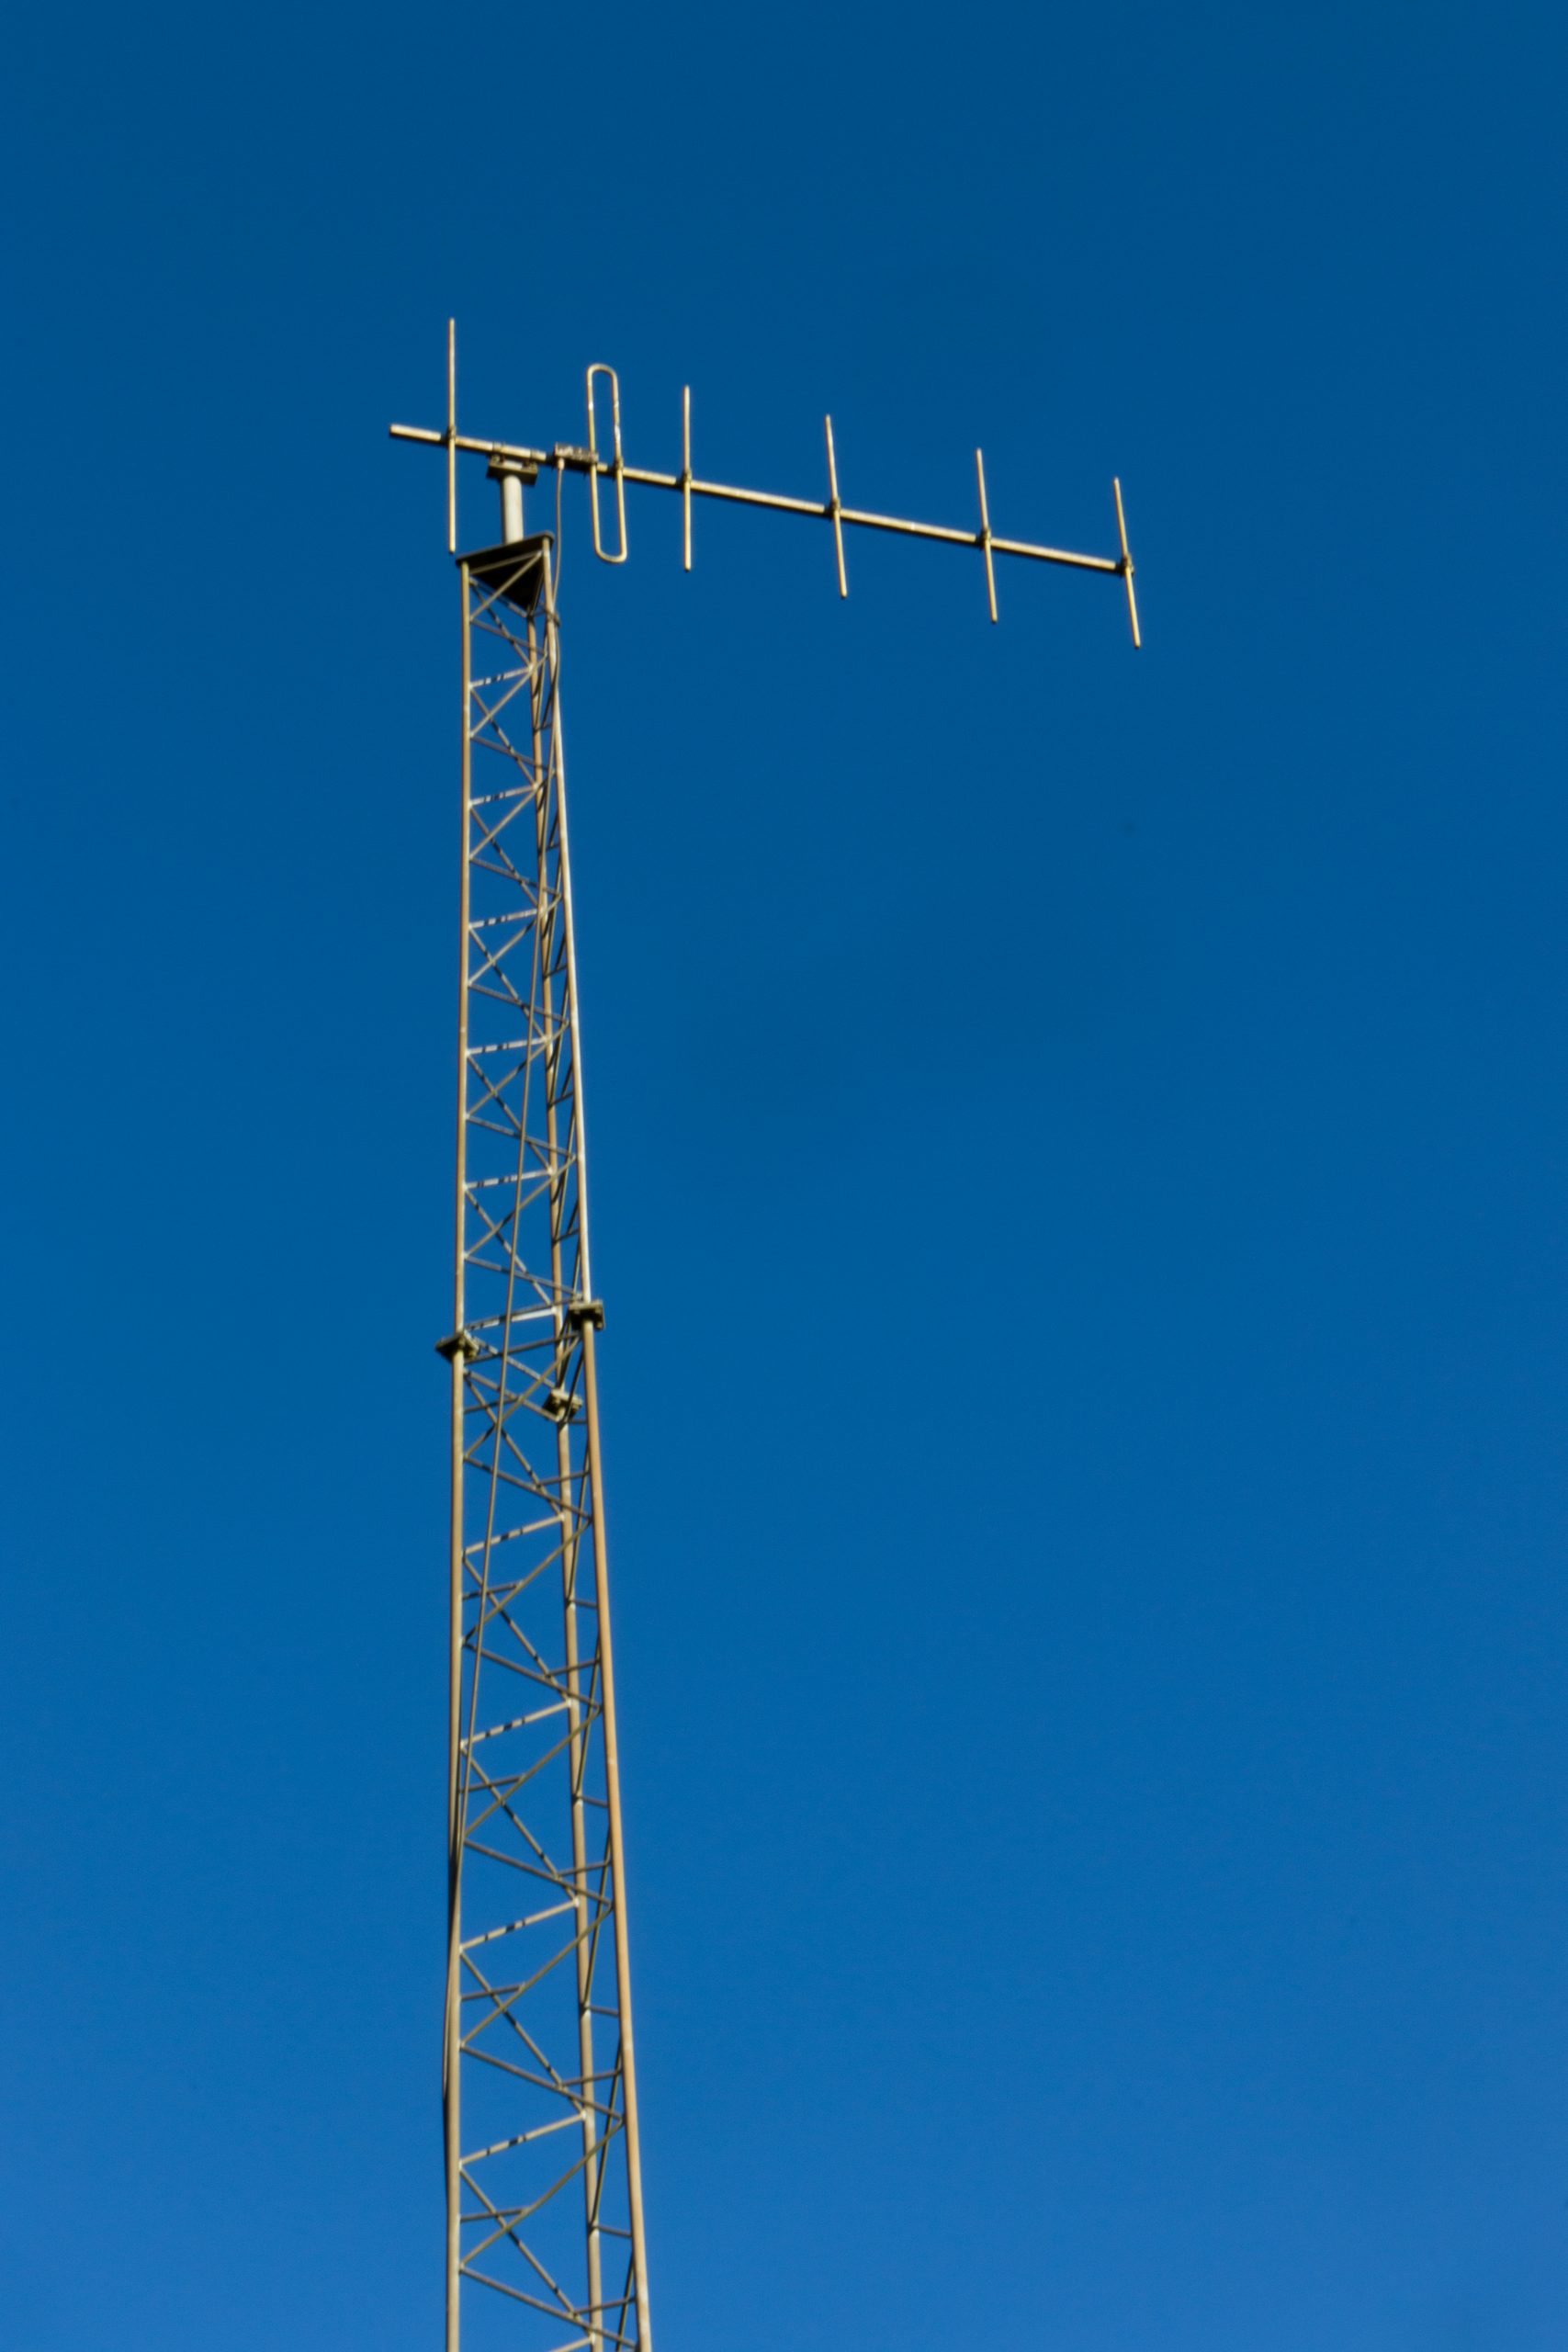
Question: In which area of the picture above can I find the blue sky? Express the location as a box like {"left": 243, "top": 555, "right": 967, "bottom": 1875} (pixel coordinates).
{"left": 3, "top": 2, "right": 1567, "bottom": 2346}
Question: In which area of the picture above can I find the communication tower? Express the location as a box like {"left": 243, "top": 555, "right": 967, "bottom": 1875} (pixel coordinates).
{"left": 391, "top": 324, "right": 1140, "bottom": 2352}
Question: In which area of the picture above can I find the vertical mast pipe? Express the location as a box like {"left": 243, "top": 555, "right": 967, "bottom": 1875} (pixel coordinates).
{"left": 446, "top": 321, "right": 457, "bottom": 555}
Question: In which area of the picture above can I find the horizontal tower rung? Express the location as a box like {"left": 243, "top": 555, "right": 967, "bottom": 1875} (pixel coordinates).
{"left": 462, "top": 1701, "right": 571, "bottom": 1747}
{"left": 465, "top": 2110, "right": 582, "bottom": 2161}
{"left": 461, "top": 1898, "right": 577, "bottom": 1950}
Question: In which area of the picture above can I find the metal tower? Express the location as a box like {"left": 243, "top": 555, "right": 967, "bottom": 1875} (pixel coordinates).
{"left": 392, "top": 325, "right": 1140, "bottom": 2352}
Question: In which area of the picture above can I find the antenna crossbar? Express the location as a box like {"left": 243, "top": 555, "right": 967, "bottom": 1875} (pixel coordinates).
{"left": 390, "top": 418, "right": 1122, "bottom": 575}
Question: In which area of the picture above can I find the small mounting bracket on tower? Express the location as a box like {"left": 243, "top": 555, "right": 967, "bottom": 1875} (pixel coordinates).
{"left": 434, "top": 1327, "right": 481, "bottom": 1364}
{"left": 393, "top": 322, "right": 1143, "bottom": 641}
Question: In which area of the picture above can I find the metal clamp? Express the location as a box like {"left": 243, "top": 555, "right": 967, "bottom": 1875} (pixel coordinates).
{"left": 434, "top": 1328, "right": 482, "bottom": 1363}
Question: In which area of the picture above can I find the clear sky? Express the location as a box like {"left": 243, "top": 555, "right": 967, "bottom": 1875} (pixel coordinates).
{"left": 3, "top": 3, "right": 1566, "bottom": 2346}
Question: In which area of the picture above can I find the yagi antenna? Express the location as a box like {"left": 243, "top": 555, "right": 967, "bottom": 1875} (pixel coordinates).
{"left": 393, "top": 322, "right": 1142, "bottom": 641}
